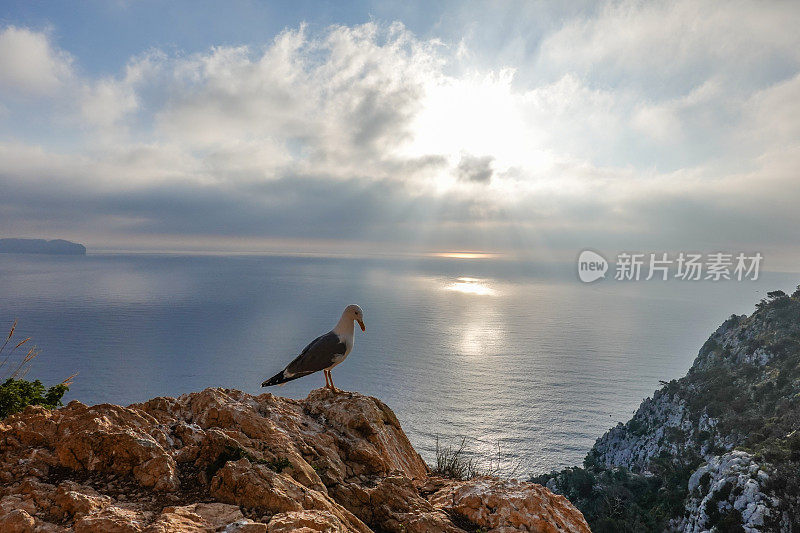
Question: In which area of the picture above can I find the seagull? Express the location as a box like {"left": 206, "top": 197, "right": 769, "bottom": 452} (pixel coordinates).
{"left": 261, "top": 304, "right": 365, "bottom": 392}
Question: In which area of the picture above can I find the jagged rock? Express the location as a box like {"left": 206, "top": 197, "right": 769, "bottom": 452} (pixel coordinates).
{"left": 149, "top": 502, "right": 244, "bottom": 532}
{"left": 53, "top": 482, "right": 113, "bottom": 519}
{"left": 209, "top": 458, "right": 369, "bottom": 532}
{"left": 430, "top": 476, "right": 592, "bottom": 533}
{"left": 0, "top": 387, "right": 590, "bottom": 532}
{"left": 363, "top": 475, "right": 462, "bottom": 533}
{"left": 0, "top": 401, "right": 180, "bottom": 492}
{"left": 224, "top": 520, "right": 268, "bottom": 533}
{"left": 266, "top": 510, "right": 346, "bottom": 532}
{"left": 543, "top": 292, "right": 800, "bottom": 531}
{"left": 73, "top": 505, "right": 148, "bottom": 532}
{"left": 0, "top": 509, "right": 36, "bottom": 533}
{"left": 675, "top": 451, "right": 781, "bottom": 533}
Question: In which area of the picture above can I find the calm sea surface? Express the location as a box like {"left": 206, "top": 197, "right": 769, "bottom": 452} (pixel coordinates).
{"left": 0, "top": 253, "right": 796, "bottom": 475}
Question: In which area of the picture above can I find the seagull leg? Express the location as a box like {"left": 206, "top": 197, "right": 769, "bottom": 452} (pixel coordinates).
{"left": 323, "top": 370, "right": 331, "bottom": 389}
{"left": 326, "top": 370, "right": 337, "bottom": 392}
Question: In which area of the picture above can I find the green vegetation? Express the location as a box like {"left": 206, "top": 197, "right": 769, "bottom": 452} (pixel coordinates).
{"left": 533, "top": 453, "right": 701, "bottom": 532}
{"left": 0, "top": 320, "right": 74, "bottom": 419}
{"left": 0, "top": 378, "right": 69, "bottom": 419}
{"left": 267, "top": 456, "right": 291, "bottom": 472}
{"left": 534, "top": 288, "right": 800, "bottom": 532}
{"left": 206, "top": 445, "right": 292, "bottom": 479}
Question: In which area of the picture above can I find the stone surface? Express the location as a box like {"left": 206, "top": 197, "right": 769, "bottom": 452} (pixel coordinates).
{"left": 267, "top": 510, "right": 346, "bottom": 532}
{"left": 430, "top": 476, "right": 592, "bottom": 533}
{"left": 677, "top": 451, "right": 778, "bottom": 533}
{"left": 0, "top": 509, "right": 36, "bottom": 533}
{"left": 0, "top": 387, "right": 589, "bottom": 532}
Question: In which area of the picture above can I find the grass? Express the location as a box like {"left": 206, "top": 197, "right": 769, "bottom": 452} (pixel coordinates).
{"left": 432, "top": 436, "right": 480, "bottom": 480}
{"left": 431, "top": 436, "right": 522, "bottom": 480}
{"left": 0, "top": 319, "right": 39, "bottom": 381}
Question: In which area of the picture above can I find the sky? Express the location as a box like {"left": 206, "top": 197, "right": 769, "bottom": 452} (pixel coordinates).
{"left": 1, "top": 1, "right": 799, "bottom": 265}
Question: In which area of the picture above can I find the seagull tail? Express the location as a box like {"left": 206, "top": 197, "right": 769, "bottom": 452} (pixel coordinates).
{"left": 261, "top": 369, "right": 300, "bottom": 387}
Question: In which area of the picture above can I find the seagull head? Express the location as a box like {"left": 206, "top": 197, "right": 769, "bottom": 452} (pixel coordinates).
{"left": 344, "top": 304, "right": 365, "bottom": 332}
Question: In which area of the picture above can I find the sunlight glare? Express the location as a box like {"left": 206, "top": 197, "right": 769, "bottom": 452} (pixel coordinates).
{"left": 399, "top": 69, "right": 554, "bottom": 194}
{"left": 445, "top": 277, "right": 497, "bottom": 296}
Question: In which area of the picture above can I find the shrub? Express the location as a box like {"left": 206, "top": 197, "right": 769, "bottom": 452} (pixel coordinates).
{"left": 0, "top": 320, "right": 74, "bottom": 418}
{"left": 0, "top": 378, "right": 69, "bottom": 418}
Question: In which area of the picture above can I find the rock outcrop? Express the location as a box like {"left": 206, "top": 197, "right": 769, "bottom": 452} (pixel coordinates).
{"left": 679, "top": 451, "right": 775, "bottom": 532}
{"left": 540, "top": 289, "right": 800, "bottom": 532}
{"left": 0, "top": 387, "right": 590, "bottom": 532}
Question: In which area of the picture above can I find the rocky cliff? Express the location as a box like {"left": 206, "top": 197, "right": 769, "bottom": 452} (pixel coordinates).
{"left": 538, "top": 289, "right": 800, "bottom": 532}
{"left": 0, "top": 387, "right": 590, "bottom": 532}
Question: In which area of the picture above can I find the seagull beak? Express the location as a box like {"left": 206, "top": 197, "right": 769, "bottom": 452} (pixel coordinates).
{"left": 357, "top": 319, "right": 365, "bottom": 332}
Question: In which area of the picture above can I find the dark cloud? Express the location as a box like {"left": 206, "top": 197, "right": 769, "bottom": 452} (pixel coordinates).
{"left": 456, "top": 154, "right": 494, "bottom": 183}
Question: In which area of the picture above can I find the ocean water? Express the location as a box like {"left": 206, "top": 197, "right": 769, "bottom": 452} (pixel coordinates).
{"left": 0, "top": 253, "right": 796, "bottom": 475}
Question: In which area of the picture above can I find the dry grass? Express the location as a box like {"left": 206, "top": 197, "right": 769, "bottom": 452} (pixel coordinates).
{"left": 0, "top": 320, "right": 41, "bottom": 380}
{"left": 431, "top": 435, "right": 523, "bottom": 480}
{"left": 433, "top": 436, "right": 480, "bottom": 480}
{"left": 0, "top": 319, "right": 76, "bottom": 383}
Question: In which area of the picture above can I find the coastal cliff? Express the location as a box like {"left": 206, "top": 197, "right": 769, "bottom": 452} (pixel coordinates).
{"left": 0, "top": 388, "right": 590, "bottom": 532}
{"left": 538, "top": 289, "right": 800, "bottom": 532}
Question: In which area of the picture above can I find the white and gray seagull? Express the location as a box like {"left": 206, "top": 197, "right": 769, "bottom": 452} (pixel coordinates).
{"left": 261, "top": 304, "right": 365, "bottom": 392}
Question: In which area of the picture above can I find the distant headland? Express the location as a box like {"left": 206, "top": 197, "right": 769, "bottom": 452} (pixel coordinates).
{"left": 0, "top": 238, "right": 86, "bottom": 255}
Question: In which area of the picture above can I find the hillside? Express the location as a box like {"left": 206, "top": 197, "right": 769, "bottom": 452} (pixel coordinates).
{"left": 0, "top": 239, "right": 86, "bottom": 255}
{"left": 536, "top": 288, "right": 800, "bottom": 532}
{"left": 0, "top": 387, "right": 589, "bottom": 532}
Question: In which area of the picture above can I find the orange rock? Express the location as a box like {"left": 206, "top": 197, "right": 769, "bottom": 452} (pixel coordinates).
{"left": 73, "top": 505, "right": 147, "bottom": 533}
{"left": 53, "top": 482, "right": 113, "bottom": 520}
{"left": 0, "top": 509, "right": 36, "bottom": 533}
{"left": 430, "top": 476, "right": 591, "bottom": 533}
{"left": 210, "top": 458, "right": 371, "bottom": 532}
{"left": 0, "top": 387, "right": 590, "bottom": 533}
{"left": 266, "top": 510, "right": 346, "bottom": 532}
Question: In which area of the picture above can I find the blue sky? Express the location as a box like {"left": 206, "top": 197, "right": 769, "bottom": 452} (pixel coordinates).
{"left": 1, "top": 1, "right": 799, "bottom": 265}
{"left": 3, "top": 1, "right": 390, "bottom": 73}
{"left": 0, "top": 1, "right": 585, "bottom": 75}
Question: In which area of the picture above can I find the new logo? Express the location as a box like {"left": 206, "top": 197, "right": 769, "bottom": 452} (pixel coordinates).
{"left": 578, "top": 250, "right": 608, "bottom": 283}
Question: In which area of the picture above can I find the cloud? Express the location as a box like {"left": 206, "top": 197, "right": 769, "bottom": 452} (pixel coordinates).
{"left": 456, "top": 154, "right": 494, "bottom": 183}
{"left": 80, "top": 78, "right": 139, "bottom": 130}
{"left": 537, "top": 0, "right": 800, "bottom": 96}
{"left": 0, "top": 26, "right": 73, "bottom": 95}
{"left": 0, "top": 10, "right": 799, "bottom": 263}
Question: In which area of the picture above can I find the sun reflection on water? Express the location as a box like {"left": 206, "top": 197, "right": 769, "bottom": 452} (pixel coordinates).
{"left": 445, "top": 277, "right": 497, "bottom": 296}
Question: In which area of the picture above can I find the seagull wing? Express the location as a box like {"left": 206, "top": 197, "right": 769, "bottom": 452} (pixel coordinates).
{"left": 261, "top": 331, "right": 347, "bottom": 387}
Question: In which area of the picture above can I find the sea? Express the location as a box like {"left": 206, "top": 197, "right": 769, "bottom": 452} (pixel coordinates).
{"left": 0, "top": 252, "right": 796, "bottom": 476}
